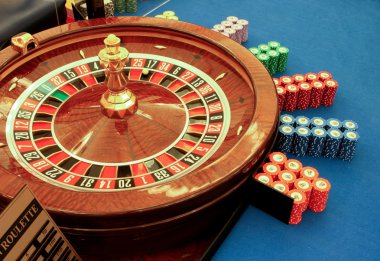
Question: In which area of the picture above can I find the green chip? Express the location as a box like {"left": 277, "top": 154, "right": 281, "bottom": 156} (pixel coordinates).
{"left": 268, "top": 41, "right": 281, "bottom": 49}
{"left": 276, "top": 46, "right": 289, "bottom": 72}
{"left": 277, "top": 46, "right": 289, "bottom": 54}
{"left": 167, "top": 16, "right": 179, "bottom": 20}
{"left": 249, "top": 47, "right": 260, "bottom": 55}
{"left": 257, "top": 53, "right": 270, "bottom": 68}
{"left": 155, "top": 14, "right": 166, "bottom": 18}
{"left": 258, "top": 53, "right": 269, "bottom": 61}
{"left": 258, "top": 44, "right": 270, "bottom": 53}
{"left": 268, "top": 50, "right": 279, "bottom": 75}
{"left": 163, "top": 10, "right": 175, "bottom": 17}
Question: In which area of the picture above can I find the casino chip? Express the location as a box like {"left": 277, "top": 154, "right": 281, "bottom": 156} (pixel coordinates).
{"left": 254, "top": 173, "right": 273, "bottom": 185}
{"left": 268, "top": 152, "right": 287, "bottom": 169}
{"left": 272, "top": 181, "right": 289, "bottom": 194}
{"left": 277, "top": 125, "right": 294, "bottom": 153}
{"left": 338, "top": 130, "right": 359, "bottom": 161}
{"left": 288, "top": 189, "right": 306, "bottom": 224}
{"left": 309, "top": 178, "right": 331, "bottom": 212}
{"left": 322, "top": 129, "right": 343, "bottom": 158}
{"left": 292, "top": 126, "right": 311, "bottom": 157}
{"left": 280, "top": 114, "right": 295, "bottom": 126}
{"left": 308, "top": 127, "right": 327, "bottom": 157}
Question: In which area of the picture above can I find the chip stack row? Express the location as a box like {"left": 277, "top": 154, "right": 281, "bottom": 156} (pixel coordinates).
{"left": 274, "top": 71, "right": 339, "bottom": 112}
{"left": 277, "top": 115, "right": 359, "bottom": 160}
{"left": 253, "top": 152, "right": 331, "bottom": 224}
{"left": 248, "top": 41, "right": 289, "bottom": 75}
{"left": 212, "top": 16, "right": 249, "bottom": 44}
{"left": 155, "top": 10, "right": 179, "bottom": 20}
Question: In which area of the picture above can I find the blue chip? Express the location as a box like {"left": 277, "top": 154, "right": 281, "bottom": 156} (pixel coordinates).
{"left": 276, "top": 124, "right": 294, "bottom": 153}
{"left": 310, "top": 117, "right": 326, "bottom": 129}
{"left": 338, "top": 130, "right": 359, "bottom": 161}
{"left": 280, "top": 114, "right": 295, "bottom": 126}
{"left": 326, "top": 118, "right": 342, "bottom": 130}
{"left": 307, "top": 127, "right": 327, "bottom": 157}
{"left": 341, "top": 120, "right": 359, "bottom": 131}
{"left": 322, "top": 128, "right": 343, "bottom": 158}
{"left": 292, "top": 126, "right": 311, "bottom": 156}
{"left": 295, "top": 116, "right": 310, "bottom": 127}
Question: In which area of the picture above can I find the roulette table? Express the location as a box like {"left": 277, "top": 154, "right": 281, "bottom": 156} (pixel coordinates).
{"left": 1, "top": 0, "right": 380, "bottom": 260}
{"left": 0, "top": 16, "right": 277, "bottom": 258}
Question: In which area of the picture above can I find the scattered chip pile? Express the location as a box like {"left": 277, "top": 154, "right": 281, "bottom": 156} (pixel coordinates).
{"left": 155, "top": 10, "right": 179, "bottom": 20}
{"left": 248, "top": 42, "right": 289, "bottom": 75}
{"left": 254, "top": 152, "right": 331, "bottom": 224}
{"left": 211, "top": 16, "right": 249, "bottom": 44}
{"left": 277, "top": 115, "right": 359, "bottom": 161}
{"left": 273, "top": 71, "right": 338, "bottom": 111}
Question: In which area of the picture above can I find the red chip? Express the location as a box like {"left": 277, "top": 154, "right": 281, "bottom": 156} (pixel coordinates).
{"left": 280, "top": 76, "right": 294, "bottom": 86}
{"left": 276, "top": 86, "right": 286, "bottom": 111}
{"left": 284, "top": 84, "right": 299, "bottom": 112}
{"left": 273, "top": 78, "right": 280, "bottom": 86}
{"left": 321, "top": 79, "right": 338, "bottom": 106}
{"left": 297, "top": 82, "right": 312, "bottom": 110}
{"left": 309, "top": 80, "right": 325, "bottom": 108}
{"left": 293, "top": 74, "right": 306, "bottom": 84}
{"left": 318, "top": 71, "right": 332, "bottom": 82}
{"left": 305, "top": 72, "right": 318, "bottom": 83}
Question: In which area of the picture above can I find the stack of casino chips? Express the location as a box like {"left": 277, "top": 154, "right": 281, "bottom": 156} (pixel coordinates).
{"left": 211, "top": 16, "right": 249, "bottom": 44}
{"left": 277, "top": 115, "right": 359, "bottom": 160}
{"left": 113, "top": 0, "right": 125, "bottom": 13}
{"left": 155, "top": 10, "right": 179, "bottom": 20}
{"left": 104, "top": 0, "right": 115, "bottom": 17}
{"left": 125, "top": 0, "right": 137, "bottom": 13}
{"left": 249, "top": 42, "right": 289, "bottom": 75}
{"left": 253, "top": 152, "right": 332, "bottom": 224}
{"left": 273, "top": 71, "right": 339, "bottom": 111}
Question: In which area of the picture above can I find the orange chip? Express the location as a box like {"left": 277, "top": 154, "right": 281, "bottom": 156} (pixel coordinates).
{"left": 271, "top": 181, "right": 289, "bottom": 194}
{"left": 278, "top": 170, "right": 296, "bottom": 189}
{"left": 313, "top": 177, "right": 331, "bottom": 192}
{"left": 262, "top": 162, "right": 281, "bottom": 180}
{"left": 254, "top": 173, "right": 273, "bottom": 185}
{"left": 268, "top": 152, "right": 287, "bottom": 169}
{"left": 300, "top": 166, "right": 319, "bottom": 181}
{"left": 284, "top": 159, "right": 303, "bottom": 176}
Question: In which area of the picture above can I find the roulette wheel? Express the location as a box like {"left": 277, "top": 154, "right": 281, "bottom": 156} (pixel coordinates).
{"left": 0, "top": 17, "right": 278, "bottom": 258}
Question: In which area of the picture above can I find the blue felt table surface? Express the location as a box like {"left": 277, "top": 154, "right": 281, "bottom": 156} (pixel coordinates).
{"left": 124, "top": 0, "right": 380, "bottom": 260}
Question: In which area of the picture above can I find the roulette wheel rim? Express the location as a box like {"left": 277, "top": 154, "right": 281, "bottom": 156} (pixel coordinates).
{"left": 0, "top": 17, "right": 278, "bottom": 255}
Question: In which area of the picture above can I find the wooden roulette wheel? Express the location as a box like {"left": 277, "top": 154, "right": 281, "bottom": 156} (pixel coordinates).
{"left": 0, "top": 17, "right": 278, "bottom": 258}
